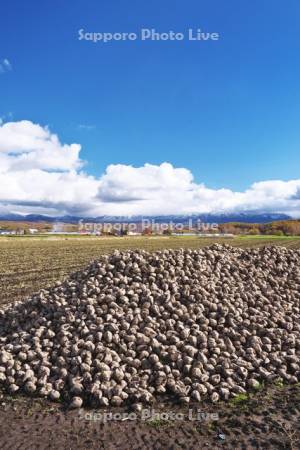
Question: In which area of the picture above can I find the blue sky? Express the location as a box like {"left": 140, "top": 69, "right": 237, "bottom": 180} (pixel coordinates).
{"left": 0, "top": 0, "right": 300, "bottom": 216}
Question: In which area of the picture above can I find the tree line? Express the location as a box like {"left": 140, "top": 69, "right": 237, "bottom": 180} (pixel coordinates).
{"left": 219, "top": 220, "right": 300, "bottom": 236}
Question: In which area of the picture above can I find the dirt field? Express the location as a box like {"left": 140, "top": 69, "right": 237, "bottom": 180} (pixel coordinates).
{"left": 1, "top": 235, "right": 300, "bottom": 449}
{"left": 0, "top": 383, "right": 299, "bottom": 449}
{"left": 1, "top": 235, "right": 300, "bottom": 306}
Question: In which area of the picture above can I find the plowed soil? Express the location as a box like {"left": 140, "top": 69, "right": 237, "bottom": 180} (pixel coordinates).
{"left": 0, "top": 384, "right": 299, "bottom": 449}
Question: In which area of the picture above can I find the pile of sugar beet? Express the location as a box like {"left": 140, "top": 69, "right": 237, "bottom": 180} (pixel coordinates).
{"left": 1, "top": 244, "right": 300, "bottom": 409}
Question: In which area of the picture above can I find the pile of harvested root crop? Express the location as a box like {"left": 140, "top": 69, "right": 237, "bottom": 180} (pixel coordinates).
{"left": 0, "top": 245, "right": 300, "bottom": 409}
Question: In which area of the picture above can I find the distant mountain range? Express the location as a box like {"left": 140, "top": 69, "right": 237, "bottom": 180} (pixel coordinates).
{"left": 0, "top": 212, "right": 292, "bottom": 224}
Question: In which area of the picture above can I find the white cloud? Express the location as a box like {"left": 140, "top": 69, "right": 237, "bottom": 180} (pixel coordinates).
{"left": 0, "top": 120, "right": 300, "bottom": 217}
{"left": 96, "top": 164, "right": 300, "bottom": 217}
{"left": 0, "top": 59, "right": 12, "bottom": 74}
{"left": 0, "top": 120, "right": 82, "bottom": 171}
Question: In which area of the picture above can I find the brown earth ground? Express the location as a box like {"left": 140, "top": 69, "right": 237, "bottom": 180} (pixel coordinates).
{"left": 0, "top": 384, "right": 300, "bottom": 450}
{"left": 1, "top": 235, "right": 300, "bottom": 306}
{"left": 1, "top": 235, "right": 300, "bottom": 449}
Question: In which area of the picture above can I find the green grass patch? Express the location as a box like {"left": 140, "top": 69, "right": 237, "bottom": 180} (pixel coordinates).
{"left": 229, "top": 393, "right": 249, "bottom": 405}
{"left": 146, "top": 417, "right": 171, "bottom": 429}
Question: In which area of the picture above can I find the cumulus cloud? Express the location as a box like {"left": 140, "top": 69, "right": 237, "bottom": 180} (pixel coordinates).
{"left": 97, "top": 165, "right": 300, "bottom": 217}
{"left": 0, "top": 121, "right": 82, "bottom": 171}
{"left": 0, "top": 120, "right": 300, "bottom": 217}
{"left": 0, "top": 59, "right": 12, "bottom": 73}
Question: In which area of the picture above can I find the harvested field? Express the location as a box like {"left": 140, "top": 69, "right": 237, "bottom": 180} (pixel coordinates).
{"left": 1, "top": 244, "right": 300, "bottom": 408}
{"left": 1, "top": 237, "right": 300, "bottom": 449}
{"left": 1, "top": 383, "right": 300, "bottom": 449}
{"left": 1, "top": 235, "right": 300, "bottom": 306}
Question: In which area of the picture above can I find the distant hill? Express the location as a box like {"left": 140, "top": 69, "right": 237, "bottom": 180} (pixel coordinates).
{"left": 0, "top": 212, "right": 292, "bottom": 224}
